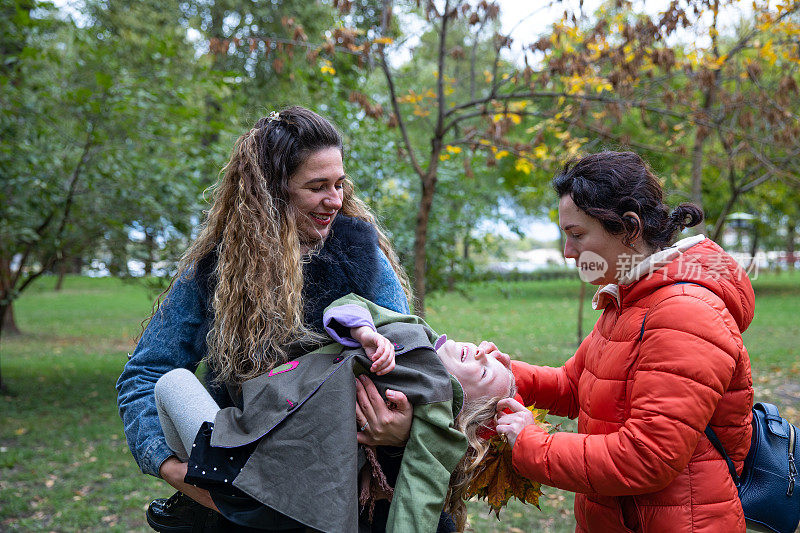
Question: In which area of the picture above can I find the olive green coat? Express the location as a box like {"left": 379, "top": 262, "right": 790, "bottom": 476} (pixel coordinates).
{"left": 210, "top": 294, "right": 467, "bottom": 532}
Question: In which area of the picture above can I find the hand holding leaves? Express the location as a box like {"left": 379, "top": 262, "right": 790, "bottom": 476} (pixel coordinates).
{"left": 464, "top": 406, "right": 550, "bottom": 519}
{"left": 496, "top": 398, "right": 547, "bottom": 447}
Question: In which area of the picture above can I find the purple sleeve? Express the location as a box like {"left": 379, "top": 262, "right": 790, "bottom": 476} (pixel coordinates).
{"left": 323, "top": 304, "right": 376, "bottom": 347}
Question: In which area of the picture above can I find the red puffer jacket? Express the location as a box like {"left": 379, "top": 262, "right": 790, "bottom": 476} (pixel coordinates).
{"left": 512, "top": 238, "right": 754, "bottom": 532}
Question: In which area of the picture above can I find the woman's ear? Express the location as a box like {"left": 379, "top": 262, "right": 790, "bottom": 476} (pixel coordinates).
{"left": 622, "top": 211, "right": 642, "bottom": 246}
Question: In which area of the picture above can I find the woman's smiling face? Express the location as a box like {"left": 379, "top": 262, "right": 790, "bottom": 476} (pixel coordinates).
{"left": 287, "top": 146, "right": 345, "bottom": 244}
{"left": 436, "top": 339, "right": 512, "bottom": 401}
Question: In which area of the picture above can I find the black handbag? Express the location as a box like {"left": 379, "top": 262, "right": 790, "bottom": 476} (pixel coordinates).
{"left": 705, "top": 402, "right": 800, "bottom": 533}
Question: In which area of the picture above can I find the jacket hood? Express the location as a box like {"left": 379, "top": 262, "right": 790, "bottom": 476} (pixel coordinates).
{"left": 595, "top": 236, "right": 755, "bottom": 332}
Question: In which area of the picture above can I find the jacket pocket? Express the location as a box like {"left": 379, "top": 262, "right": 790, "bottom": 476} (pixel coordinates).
{"left": 619, "top": 496, "right": 642, "bottom": 532}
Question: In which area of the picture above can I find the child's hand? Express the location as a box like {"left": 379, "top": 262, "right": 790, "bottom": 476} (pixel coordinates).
{"left": 351, "top": 326, "right": 395, "bottom": 375}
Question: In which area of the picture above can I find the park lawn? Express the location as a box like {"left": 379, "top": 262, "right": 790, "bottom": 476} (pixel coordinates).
{"left": 1, "top": 272, "right": 799, "bottom": 532}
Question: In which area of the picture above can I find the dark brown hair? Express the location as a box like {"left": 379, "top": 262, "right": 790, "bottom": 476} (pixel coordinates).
{"left": 252, "top": 106, "right": 343, "bottom": 205}
{"left": 553, "top": 151, "right": 703, "bottom": 249}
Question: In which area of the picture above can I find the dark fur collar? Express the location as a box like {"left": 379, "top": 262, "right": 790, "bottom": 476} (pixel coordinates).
{"left": 302, "top": 215, "right": 380, "bottom": 332}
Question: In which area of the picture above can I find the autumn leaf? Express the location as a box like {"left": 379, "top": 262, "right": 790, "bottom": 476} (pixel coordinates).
{"left": 319, "top": 59, "right": 336, "bottom": 75}
{"left": 515, "top": 158, "right": 533, "bottom": 175}
{"left": 464, "top": 407, "right": 550, "bottom": 519}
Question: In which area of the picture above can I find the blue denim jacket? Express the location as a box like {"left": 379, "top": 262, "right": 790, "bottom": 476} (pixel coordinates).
{"left": 116, "top": 250, "right": 409, "bottom": 477}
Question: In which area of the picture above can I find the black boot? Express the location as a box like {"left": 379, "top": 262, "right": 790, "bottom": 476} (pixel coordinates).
{"left": 146, "top": 491, "right": 221, "bottom": 532}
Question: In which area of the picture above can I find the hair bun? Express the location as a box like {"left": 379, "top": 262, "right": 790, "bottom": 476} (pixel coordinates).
{"left": 669, "top": 203, "right": 704, "bottom": 230}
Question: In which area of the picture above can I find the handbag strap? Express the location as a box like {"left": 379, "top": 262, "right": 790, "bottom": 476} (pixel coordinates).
{"left": 761, "top": 402, "right": 785, "bottom": 434}
{"left": 704, "top": 425, "right": 741, "bottom": 486}
{"left": 637, "top": 282, "right": 705, "bottom": 342}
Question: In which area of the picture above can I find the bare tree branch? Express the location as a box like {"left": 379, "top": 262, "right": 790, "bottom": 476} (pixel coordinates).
{"left": 378, "top": 0, "right": 424, "bottom": 178}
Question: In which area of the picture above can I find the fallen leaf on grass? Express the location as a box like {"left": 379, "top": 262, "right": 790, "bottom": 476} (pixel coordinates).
{"left": 14, "top": 427, "right": 27, "bottom": 435}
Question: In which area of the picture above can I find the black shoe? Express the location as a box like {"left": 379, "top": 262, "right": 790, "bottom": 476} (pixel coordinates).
{"left": 146, "top": 491, "right": 221, "bottom": 532}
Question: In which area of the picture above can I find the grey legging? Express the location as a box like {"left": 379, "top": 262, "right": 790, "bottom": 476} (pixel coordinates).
{"left": 154, "top": 368, "right": 220, "bottom": 462}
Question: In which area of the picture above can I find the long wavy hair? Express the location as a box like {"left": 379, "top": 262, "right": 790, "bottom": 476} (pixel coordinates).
{"left": 169, "top": 106, "right": 410, "bottom": 384}
{"left": 445, "top": 370, "right": 517, "bottom": 531}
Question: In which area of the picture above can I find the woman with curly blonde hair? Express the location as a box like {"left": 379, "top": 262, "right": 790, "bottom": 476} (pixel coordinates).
{"left": 116, "top": 106, "right": 415, "bottom": 531}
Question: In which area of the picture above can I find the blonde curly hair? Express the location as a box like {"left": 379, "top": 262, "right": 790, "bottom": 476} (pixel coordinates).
{"left": 169, "top": 107, "right": 410, "bottom": 384}
{"left": 445, "top": 369, "right": 517, "bottom": 531}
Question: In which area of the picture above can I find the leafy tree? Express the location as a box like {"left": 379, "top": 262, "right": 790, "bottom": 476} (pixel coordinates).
{"left": 0, "top": 0, "right": 217, "bottom": 391}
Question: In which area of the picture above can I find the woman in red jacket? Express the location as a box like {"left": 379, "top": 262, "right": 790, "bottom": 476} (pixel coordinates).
{"left": 495, "top": 151, "right": 754, "bottom": 532}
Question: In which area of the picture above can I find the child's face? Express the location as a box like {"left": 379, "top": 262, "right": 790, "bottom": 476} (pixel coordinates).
{"left": 436, "top": 339, "right": 512, "bottom": 401}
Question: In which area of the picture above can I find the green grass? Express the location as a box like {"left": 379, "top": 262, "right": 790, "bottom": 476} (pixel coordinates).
{"left": 2, "top": 272, "right": 799, "bottom": 531}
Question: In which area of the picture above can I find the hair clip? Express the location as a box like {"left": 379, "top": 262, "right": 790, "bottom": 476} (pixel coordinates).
{"left": 267, "top": 111, "right": 280, "bottom": 123}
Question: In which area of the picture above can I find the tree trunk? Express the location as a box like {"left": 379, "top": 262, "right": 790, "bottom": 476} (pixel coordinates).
{"left": 745, "top": 225, "right": 760, "bottom": 273}
{"left": 0, "top": 301, "right": 18, "bottom": 394}
{"left": 202, "top": 4, "right": 225, "bottom": 148}
{"left": 55, "top": 254, "right": 68, "bottom": 291}
{"left": 689, "top": 128, "right": 708, "bottom": 233}
{"left": 1, "top": 301, "right": 20, "bottom": 336}
{"left": 413, "top": 172, "right": 438, "bottom": 317}
{"left": 144, "top": 230, "right": 155, "bottom": 276}
{"left": 787, "top": 220, "right": 796, "bottom": 272}
{"left": 108, "top": 231, "right": 129, "bottom": 277}
{"left": 0, "top": 256, "right": 20, "bottom": 335}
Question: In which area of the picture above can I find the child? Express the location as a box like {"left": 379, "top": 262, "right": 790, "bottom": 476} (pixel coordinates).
{"left": 152, "top": 294, "right": 515, "bottom": 532}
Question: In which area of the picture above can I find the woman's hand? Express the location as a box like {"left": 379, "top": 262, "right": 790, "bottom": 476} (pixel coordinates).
{"left": 479, "top": 340, "right": 512, "bottom": 367}
{"left": 495, "top": 398, "right": 540, "bottom": 448}
{"left": 355, "top": 374, "right": 412, "bottom": 447}
{"left": 159, "top": 456, "right": 219, "bottom": 512}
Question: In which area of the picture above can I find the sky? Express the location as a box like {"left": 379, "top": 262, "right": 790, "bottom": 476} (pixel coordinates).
{"left": 497, "top": 0, "right": 754, "bottom": 61}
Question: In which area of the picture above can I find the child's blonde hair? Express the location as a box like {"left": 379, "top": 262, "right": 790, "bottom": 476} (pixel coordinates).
{"left": 445, "top": 368, "right": 516, "bottom": 531}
